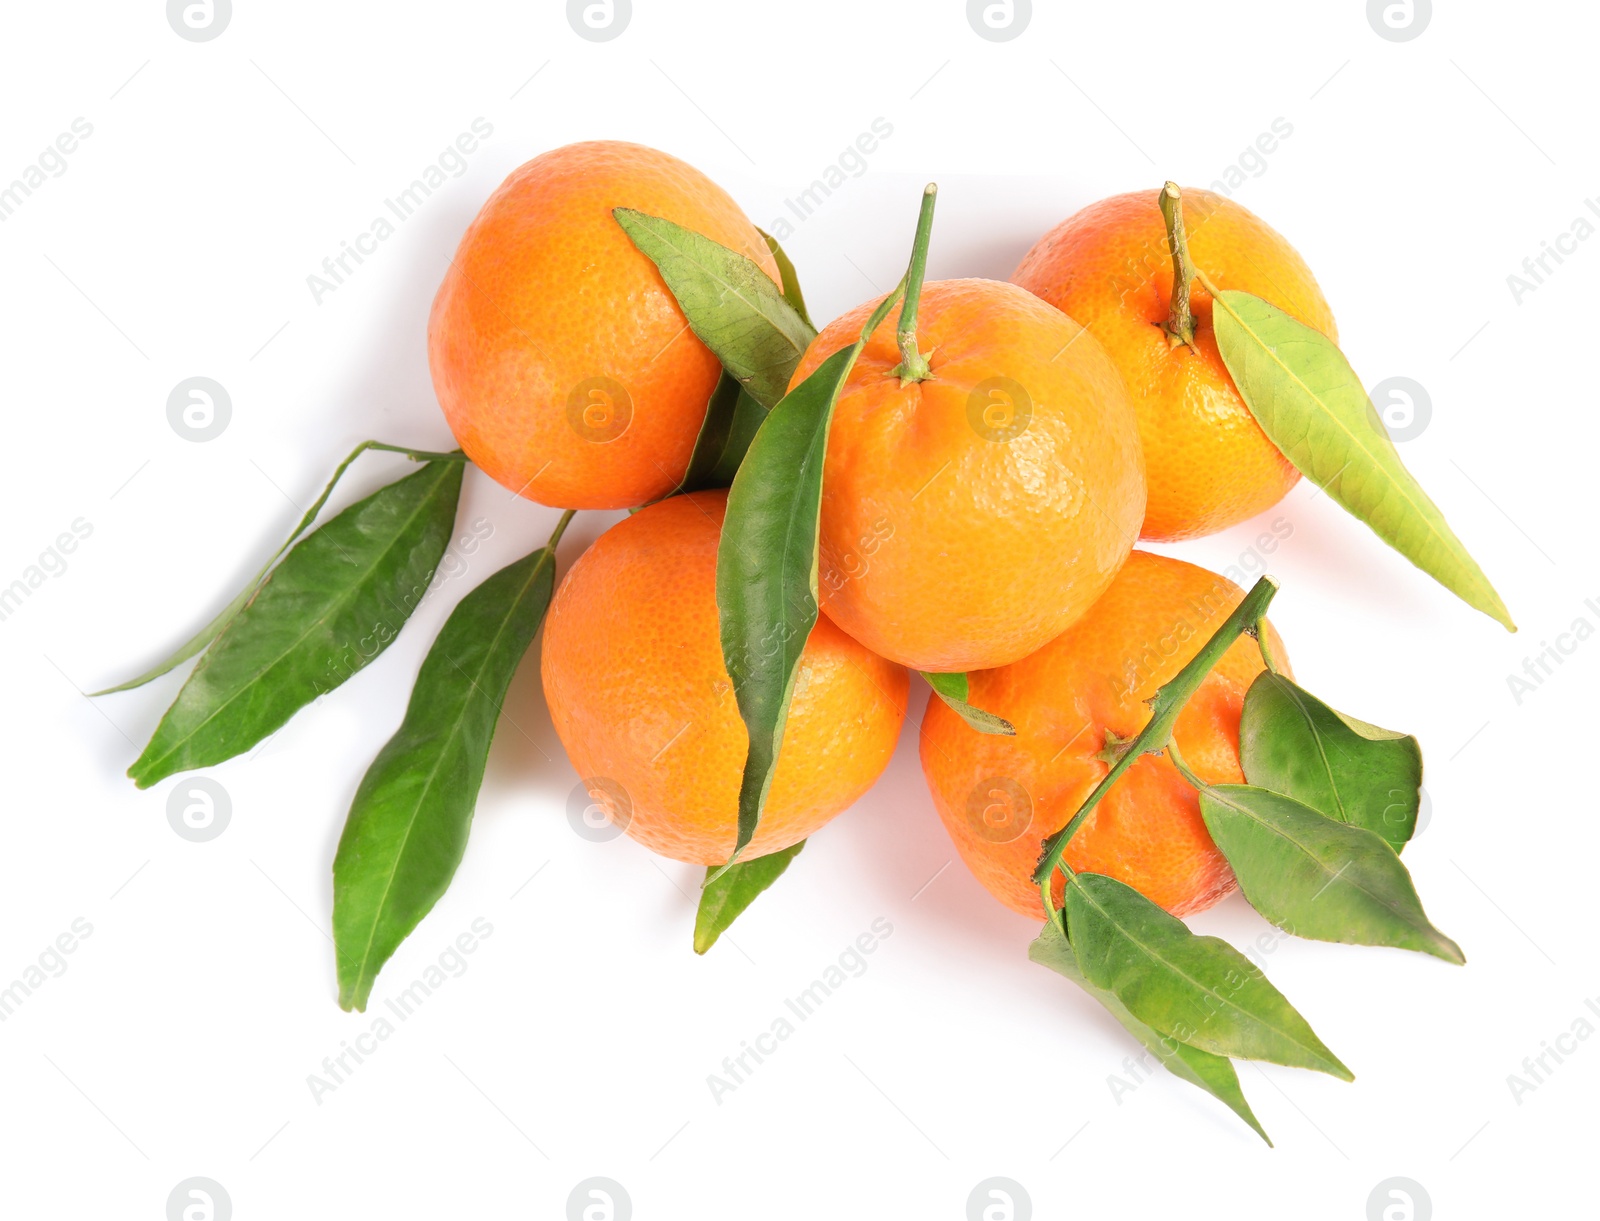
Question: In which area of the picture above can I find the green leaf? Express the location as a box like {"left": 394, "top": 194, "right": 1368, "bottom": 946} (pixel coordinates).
{"left": 1208, "top": 288, "right": 1513, "bottom": 631}
{"left": 1197, "top": 784, "right": 1464, "bottom": 964}
{"left": 1239, "top": 671, "right": 1421, "bottom": 852}
{"left": 704, "top": 387, "right": 769, "bottom": 486}
{"left": 94, "top": 442, "right": 462, "bottom": 695}
{"left": 694, "top": 841, "right": 805, "bottom": 955}
{"left": 1065, "top": 870, "right": 1351, "bottom": 1079}
{"left": 921, "top": 671, "right": 1016, "bottom": 736}
{"left": 1029, "top": 919, "right": 1270, "bottom": 1144}
{"left": 758, "top": 227, "right": 815, "bottom": 330}
{"left": 715, "top": 289, "right": 904, "bottom": 870}
{"left": 127, "top": 461, "right": 464, "bottom": 789}
{"left": 614, "top": 208, "right": 816, "bottom": 410}
{"left": 333, "top": 537, "right": 562, "bottom": 1011}
{"left": 676, "top": 372, "right": 770, "bottom": 495}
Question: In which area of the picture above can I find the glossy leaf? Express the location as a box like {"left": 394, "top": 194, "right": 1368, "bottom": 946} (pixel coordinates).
{"left": 1240, "top": 671, "right": 1421, "bottom": 852}
{"left": 1065, "top": 870, "right": 1351, "bottom": 1079}
{"left": 95, "top": 442, "right": 461, "bottom": 695}
{"left": 694, "top": 841, "right": 805, "bottom": 955}
{"left": 921, "top": 671, "right": 1016, "bottom": 736}
{"left": 1198, "top": 784, "right": 1464, "bottom": 964}
{"left": 759, "top": 227, "right": 815, "bottom": 329}
{"left": 614, "top": 208, "right": 816, "bottom": 409}
{"left": 128, "top": 461, "right": 464, "bottom": 788}
{"left": 1208, "top": 289, "right": 1513, "bottom": 631}
{"left": 716, "top": 289, "right": 904, "bottom": 869}
{"left": 333, "top": 538, "right": 562, "bottom": 1011}
{"left": 1030, "top": 918, "right": 1270, "bottom": 1144}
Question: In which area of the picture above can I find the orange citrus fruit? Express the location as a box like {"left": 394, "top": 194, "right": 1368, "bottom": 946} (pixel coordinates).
{"left": 541, "top": 490, "right": 909, "bottom": 864}
{"left": 919, "top": 550, "right": 1289, "bottom": 919}
{"left": 430, "top": 141, "right": 778, "bottom": 510}
{"left": 790, "top": 278, "right": 1145, "bottom": 673}
{"left": 1011, "top": 188, "right": 1336, "bottom": 541}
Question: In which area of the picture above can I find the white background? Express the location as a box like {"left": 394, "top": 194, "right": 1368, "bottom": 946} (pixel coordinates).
{"left": 0, "top": 1, "right": 1592, "bottom": 1217}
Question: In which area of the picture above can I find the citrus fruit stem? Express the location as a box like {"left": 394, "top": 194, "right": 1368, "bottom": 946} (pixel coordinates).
{"left": 890, "top": 183, "right": 939, "bottom": 384}
{"left": 547, "top": 507, "right": 577, "bottom": 549}
{"left": 1159, "top": 181, "right": 1199, "bottom": 350}
{"left": 362, "top": 441, "right": 471, "bottom": 464}
{"left": 1031, "top": 576, "right": 1280, "bottom": 911}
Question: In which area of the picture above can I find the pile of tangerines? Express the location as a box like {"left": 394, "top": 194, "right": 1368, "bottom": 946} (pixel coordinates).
{"left": 108, "top": 134, "right": 1489, "bottom": 1141}
{"left": 432, "top": 140, "right": 1325, "bottom": 922}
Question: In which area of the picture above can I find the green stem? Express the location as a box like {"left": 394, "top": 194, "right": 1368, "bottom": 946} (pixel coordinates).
{"left": 1163, "top": 737, "right": 1208, "bottom": 792}
{"left": 547, "top": 508, "right": 577, "bottom": 550}
{"left": 365, "top": 442, "right": 470, "bottom": 463}
{"left": 890, "top": 183, "right": 939, "bottom": 384}
{"left": 1031, "top": 576, "right": 1280, "bottom": 910}
{"left": 305, "top": 442, "right": 464, "bottom": 540}
{"left": 1159, "top": 182, "right": 1198, "bottom": 350}
{"left": 1253, "top": 613, "right": 1287, "bottom": 675}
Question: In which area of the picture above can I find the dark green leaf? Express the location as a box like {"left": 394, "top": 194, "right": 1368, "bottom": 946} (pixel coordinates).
{"left": 614, "top": 208, "right": 816, "bottom": 409}
{"left": 1239, "top": 671, "right": 1421, "bottom": 851}
{"left": 676, "top": 372, "right": 770, "bottom": 495}
{"left": 921, "top": 671, "right": 1016, "bottom": 736}
{"left": 758, "top": 227, "right": 815, "bottom": 330}
{"left": 716, "top": 289, "right": 904, "bottom": 869}
{"left": 1029, "top": 919, "right": 1270, "bottom": 1144}
{"left": 128, "top": 461, "right": 464, "bottom": 788}
{"left": 694, "top": 841, "right": 805, "bottom": 954}
{"left": 704, "top": 387, "right": 769, "bottom": 486}
{"left": 1198, "top": 784, "right": 1464, "bottom": 964}
{"left": 1065, "top": 870, "right": 1351, "bottom": 1079}
{"left": 333, "top": 539, "right": 561, "bottom": 1011}
{"left": 95, "top": 442, "right": 460, "bottom": 695}
{"left": 1208, "top": 289, "right": 1513, "bottom": 630}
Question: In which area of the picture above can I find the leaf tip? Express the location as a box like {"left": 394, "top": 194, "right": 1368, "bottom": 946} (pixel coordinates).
{"left": 1430, "top": 933, "right": 1467, "bottom": 966}
{"left": 1479, "top": 587, "right": 1516, "bottom": 633}
{"left": 337, "top": 974, "right": 372, "bottom": 1013}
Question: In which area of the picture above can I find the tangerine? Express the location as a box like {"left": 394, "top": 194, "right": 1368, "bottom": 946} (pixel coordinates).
{"left": 790, "top": 278, "right": 1145, "bottom": 673}
{"left": 541, "top": 490, "right": 908, "bottom": 863}
{"left": 430, "top": 141, "right": 778, "bottom": 510}
{"left": 1012, "top": 187, "right": 1335, "bottom": 540}
{"left": 919, "top": 550, "right": 1288, "bottom": 918}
